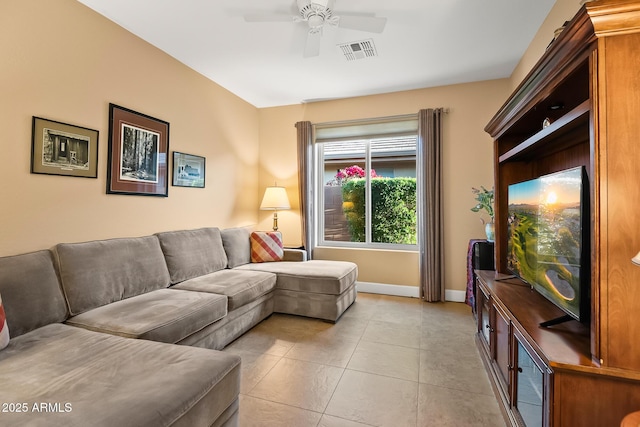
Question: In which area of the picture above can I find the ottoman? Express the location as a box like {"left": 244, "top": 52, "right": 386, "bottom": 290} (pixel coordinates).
{"left": 235, "top": 260, "right": 358, "bottom": 322}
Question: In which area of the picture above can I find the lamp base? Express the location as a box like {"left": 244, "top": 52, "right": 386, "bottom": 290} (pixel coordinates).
{"left": 272, "top": 212, "right": 279, "bottom": 231}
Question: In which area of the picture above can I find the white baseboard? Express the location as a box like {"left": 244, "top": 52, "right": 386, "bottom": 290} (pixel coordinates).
{"left": 356, "top": 282, "right": 420, "bottom": 298}
{"left": 356, "top": 282, "right": 467, "bottom": 303}
{"left": 444, "top": 289, "right": 466, "bottom": 303}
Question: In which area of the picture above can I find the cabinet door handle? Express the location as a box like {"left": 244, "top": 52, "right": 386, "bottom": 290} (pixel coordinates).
{"left": 485, "top": 324, "right": 491, "bottom": 329}
{"left": 508, "top": 364, "right": 513, "bottom": 371}
{"left": 517, "top": 367, "right": 523, "bottom": 373}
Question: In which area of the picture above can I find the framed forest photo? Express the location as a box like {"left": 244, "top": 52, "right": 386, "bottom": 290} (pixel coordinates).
{"left": 31, "top": 117, "right": 99, "bottom": 178}
{"left": 107, "top": 104, "right": 169, "bottom": 196}
{"left": 172, "top": 152, "right": 205, "bottom": 188}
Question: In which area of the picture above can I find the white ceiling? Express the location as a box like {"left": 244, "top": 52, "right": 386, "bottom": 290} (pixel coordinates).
{"left": 76, "top": 0, "right": 557, "bottom": 108}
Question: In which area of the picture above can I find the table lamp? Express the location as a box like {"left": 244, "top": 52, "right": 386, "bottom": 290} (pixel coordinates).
{"left": 260, "top": 185, "right": 290, "bottom": 231}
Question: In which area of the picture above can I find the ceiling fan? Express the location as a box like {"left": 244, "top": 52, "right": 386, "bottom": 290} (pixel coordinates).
{"left": 244, "top": 0, "right": 387, "bottom": 58}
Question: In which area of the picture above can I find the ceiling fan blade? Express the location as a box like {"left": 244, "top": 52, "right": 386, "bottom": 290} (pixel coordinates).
{"left": 303, "top": 30, "right": 322, "bottom": 58}
{"left": 244, "top": 13, "right": 294, "bottom": 23}
{"left": 338, "top": 15, "right": 387, "bottom": 33}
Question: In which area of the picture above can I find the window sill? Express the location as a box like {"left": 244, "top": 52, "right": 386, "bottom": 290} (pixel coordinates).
{"left": 315, "top": 244, "right": 418, "bottom": 254}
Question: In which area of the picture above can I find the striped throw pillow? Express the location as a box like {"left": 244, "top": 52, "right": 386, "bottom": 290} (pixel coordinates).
{"left": 250, "top": 231, "right": 284, "bottom": 263}
{"left": 0, "top": 293, "right": 9, "bottom": 350}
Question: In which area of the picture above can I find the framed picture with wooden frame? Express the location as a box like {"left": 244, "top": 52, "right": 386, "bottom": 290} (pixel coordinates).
{"left": 107, "top": 103, "right": 169, "bottom": 197}
{"left": 172, "top": 151, "right": 205, "bottom": 188}
{"left": 31, "top": 117, "right": 99, "bottom": 178}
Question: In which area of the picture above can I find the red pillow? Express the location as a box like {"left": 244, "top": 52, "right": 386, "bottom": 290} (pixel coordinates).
{"left": 250, "top": 231, "right": 284, "bottom": 263}
{"left": 0, "top": 293, "right": 9, "bottom": 350}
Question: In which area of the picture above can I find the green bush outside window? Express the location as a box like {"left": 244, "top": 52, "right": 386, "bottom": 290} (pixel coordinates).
{"left": 341, "top": 177, "right": 417, "bottom": 244}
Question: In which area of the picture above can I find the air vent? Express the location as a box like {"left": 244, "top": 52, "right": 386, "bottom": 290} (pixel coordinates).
{"left": 338, "top": 39, "right": 378, "bottom": 61}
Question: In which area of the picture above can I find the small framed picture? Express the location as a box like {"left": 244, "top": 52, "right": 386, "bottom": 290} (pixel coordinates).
{"left": 31, "top": 117, "right": 99, "bottom": 178}
{"left": 107, "top": 103, "right": 169, "bottom": 197}
{"left": 173, "top": 152, "right": 205, "bottom": 188}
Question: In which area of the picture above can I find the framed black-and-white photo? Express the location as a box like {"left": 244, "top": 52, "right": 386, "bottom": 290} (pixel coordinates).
{"left": 107, "top": 103, "right": 169, "bottom": 196}
{"left": 31, "top": 117, "right": 99, "bottom": 178}
{"left": 173, "top": 152, "right": 205, "bottom": 188}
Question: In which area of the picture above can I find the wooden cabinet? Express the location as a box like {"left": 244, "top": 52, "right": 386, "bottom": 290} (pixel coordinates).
{"left": 512, "top": 328, "right": 550, "bottom": 427}
{"left": 493, "top": 302, "right": 511, "bottom": 398}
{"left": 478, "top": 3, "right": 640, "bottom": 424}
{"left": 477, "top": 285, "right": 514, "bottom": 419}
{"left": 477, "top": 285, "right": 491, "bottom": 354}
{"left": 476, "top": 274, "right": 564, "bottom": 427}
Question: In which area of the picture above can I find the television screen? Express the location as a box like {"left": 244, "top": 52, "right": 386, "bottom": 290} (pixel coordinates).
{"left": 507, "top": 167, "right": 587, "bottom": 322}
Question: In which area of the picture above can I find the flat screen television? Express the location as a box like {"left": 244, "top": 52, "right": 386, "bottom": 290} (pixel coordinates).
{"left": 507, "top": 166, "right": 589, "bottom": 326}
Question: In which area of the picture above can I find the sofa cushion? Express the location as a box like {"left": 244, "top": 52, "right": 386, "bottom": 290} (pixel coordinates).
{"left": 274, "top": 283, "right": 357, "bottom": 322}
{"left": 250, "top": 231, "right": 284, "bottom": 263}
{"left": 220, "top": 227, "right": 251, "bottom": 268}
{"left": 65, "top": 289, "right": 227, "bottom": 344}
{"left": 0, "top": 323, "right": 240, "bottom": 427}
{"left": 157, "top": 228, "right": 228, "bottom": 284}
{"left": 236, "top": 260, "right": 358, "bottom": 295}
{"left": 0, "top": 293, "right": 8, "bottom": 350}
{"left": 172, "top": 269, "right": 276, "bottom": 311}
{"left": 0, "top": 250, "right": 68, "bottom": 337}
{"left": 283, "top": 248, "right": 308, "bottom": 262}
{"left": 54, "top": 236, "right": 171, "bottom": 316}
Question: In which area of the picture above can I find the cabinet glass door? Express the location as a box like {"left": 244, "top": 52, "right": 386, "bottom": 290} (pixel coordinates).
{"left": 493, "top": 304, "right": 510, "bottom": 397}
{"left": 476, "top": 285, "right": 491, "bottom": 357}
{"left": 515, "top": 336, "right": 544, "bottom": 426}
{"left": 481, "top": 293, "right": 491, "bottom": 344}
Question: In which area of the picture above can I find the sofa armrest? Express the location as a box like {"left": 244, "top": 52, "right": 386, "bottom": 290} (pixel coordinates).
{"left": 283, "top": 248, "right": 307, "bottom": 262}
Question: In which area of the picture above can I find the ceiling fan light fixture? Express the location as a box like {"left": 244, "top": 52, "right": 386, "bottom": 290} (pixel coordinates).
{"left": 308, "top": 15, "right": 324, "bottom": 29}
{"left": 297, "top": 0, "right": 334, "bottom": 10}
{"left": 297, "top": 0, "right": 334, "bottom": 22}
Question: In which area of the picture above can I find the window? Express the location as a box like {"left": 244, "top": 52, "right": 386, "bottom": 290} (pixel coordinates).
{"left": 314, "top": 115, "right": 418, "bottom": 250}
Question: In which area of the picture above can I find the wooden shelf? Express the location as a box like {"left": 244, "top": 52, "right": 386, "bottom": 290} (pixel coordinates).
{"left": 498, "top": 100, "right": 590, "bottom": 163}
{"left": 476, "top": 270, "right": 592, "bottom": 368}
{"left": 480, "top": 2, "right": 640, "bottom": 425}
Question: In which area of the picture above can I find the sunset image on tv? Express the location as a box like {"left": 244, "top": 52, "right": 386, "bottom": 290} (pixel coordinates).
{"left": 507, "top": 167, "right": 583, "bottom": 319}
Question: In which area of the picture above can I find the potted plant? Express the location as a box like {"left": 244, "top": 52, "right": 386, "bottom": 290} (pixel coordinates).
{"left": 471, "top": 186, "right": 495, "bottom": 241}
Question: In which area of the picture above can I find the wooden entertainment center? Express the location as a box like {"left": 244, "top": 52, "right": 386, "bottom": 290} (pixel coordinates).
{"left": 477, "top": 1, "right": 640, "bottom": 426}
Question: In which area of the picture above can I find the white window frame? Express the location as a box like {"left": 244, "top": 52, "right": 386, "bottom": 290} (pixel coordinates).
{"left": 312, "top": 115, "right": 419, "bottom": 251}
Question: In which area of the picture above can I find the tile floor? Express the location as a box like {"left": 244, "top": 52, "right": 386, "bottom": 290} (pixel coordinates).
{"left": 223, "top": 292, "right": 506, "bottom": 427}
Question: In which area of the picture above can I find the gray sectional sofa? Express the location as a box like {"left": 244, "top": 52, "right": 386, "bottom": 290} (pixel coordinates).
{"left": 0, "top": 227, "right": 358, "bottom": 427}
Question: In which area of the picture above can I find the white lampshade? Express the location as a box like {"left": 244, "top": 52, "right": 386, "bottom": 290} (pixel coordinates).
{"left": 632, "top": 251, "right": 640, "bottom": 266}
{"left": 260, "top": 186, "right": 290, "bottom": 211}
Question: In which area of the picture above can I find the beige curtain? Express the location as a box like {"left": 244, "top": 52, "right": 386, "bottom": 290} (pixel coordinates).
{"left": 295, "top": 121, "right": 314, "bottom": 258}
{"left": 418, "top": 109, "right": 445, "bottom": 301}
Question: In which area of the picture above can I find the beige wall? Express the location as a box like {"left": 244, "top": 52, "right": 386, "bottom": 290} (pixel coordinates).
{"left": 315, "top": 247, "right": 419, "bottom": 287}
{"left": 510, "top": 0, "right": 583, "bottom": 90}
{"left": 0, "top": 0, "right": 260, "bottom": 256}
{"left": 258, "top": 81, "right": 511, "bottom": 292}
